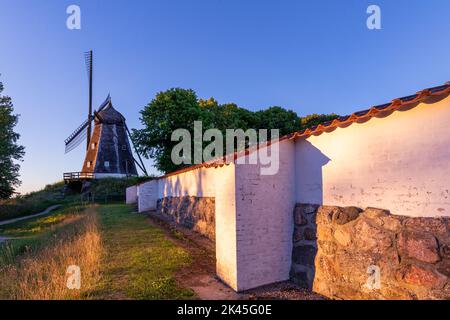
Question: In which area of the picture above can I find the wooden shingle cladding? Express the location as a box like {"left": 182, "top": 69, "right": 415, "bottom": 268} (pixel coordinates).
{"left": 82, "top": 101, "right": 138, "bottom": 177}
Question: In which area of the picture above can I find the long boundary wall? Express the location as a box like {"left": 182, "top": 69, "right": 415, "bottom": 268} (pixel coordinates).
{"left": 130, "top": 93, "right": 450, "bottom": 297}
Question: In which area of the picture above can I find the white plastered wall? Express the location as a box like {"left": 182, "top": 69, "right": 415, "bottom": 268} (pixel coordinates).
{"left": 296, "top": 95, "right": 450, "bottom": 217}
{"left": 137, "top": 165, "right": 235, "bottom": 214}
{"left": 157, "top": 166, "right": 218, "bottom": 198}
{"left": 126, "top": 185, "right": 138, "bottom": 204}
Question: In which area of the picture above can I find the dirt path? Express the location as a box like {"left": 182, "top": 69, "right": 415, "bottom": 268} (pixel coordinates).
{"left": 0, "top": 205, "right": 61, "bottom": 226}
{"left": 145, "top": 212, "right": 240, "bottom": 300}
{"left": 145, "top": 211, "right": 326, "bottom": 300}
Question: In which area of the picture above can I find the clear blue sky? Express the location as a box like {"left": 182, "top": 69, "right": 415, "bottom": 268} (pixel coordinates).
{"left": 0, "top": 0, "right": 449, "bottom": 194}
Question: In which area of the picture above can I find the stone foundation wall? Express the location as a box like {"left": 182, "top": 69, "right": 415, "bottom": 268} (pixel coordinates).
{"left": 156, "top": 196, "right": 215, "bottom": 241}
{"left": 291, "top": 204, "right": 450, "bottom": 299}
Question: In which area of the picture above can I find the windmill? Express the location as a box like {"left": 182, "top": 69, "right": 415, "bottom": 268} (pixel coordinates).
{"left": 63, "top": 51, "right": 147, "bottom": 184}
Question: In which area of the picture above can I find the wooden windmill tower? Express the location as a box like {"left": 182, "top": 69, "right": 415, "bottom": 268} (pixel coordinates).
{"left": 63, "top": 51, "right": 147, "bottom": 183}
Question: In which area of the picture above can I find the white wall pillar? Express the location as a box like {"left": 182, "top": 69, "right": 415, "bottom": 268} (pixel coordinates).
{"left": 215, "top": 140, "right": 296, "bottom": 292}
{"left": 232, "top": 140, "right": 296, "bottom": 291}
{"left": 214, "top": 163, "right": 239, "bottom": 290}
{"left": 137, "top": 180, "right": 158, "bottom": 212}
{"left": 126, "top": 185, "right": 138, "bottom": 204}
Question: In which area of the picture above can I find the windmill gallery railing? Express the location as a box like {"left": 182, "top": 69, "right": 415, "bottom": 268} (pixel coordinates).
{"left": 63, "top": 172, "right": 95, "bottom": 183}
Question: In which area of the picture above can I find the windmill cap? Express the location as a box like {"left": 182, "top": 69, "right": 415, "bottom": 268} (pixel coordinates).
{"left": 96, "top": 97, "right": 126, "bottom": 124}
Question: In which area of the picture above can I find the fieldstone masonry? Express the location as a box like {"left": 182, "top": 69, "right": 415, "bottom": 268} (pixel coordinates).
{"left": 291, "top": 204, "right": 450, "bottom": 299}
{"left": 157, "top": 196, "right": 215, "bottom": 241}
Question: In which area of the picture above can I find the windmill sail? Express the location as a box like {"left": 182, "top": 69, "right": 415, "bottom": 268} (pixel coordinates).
{"left": 64, "top": 117, "right": 91, "bottom": 153}
{"left": 64, "top": 95, "right": 112, "bottom": 154}
{"left": 64, "top": 51, "right": 147, "bottom": 180}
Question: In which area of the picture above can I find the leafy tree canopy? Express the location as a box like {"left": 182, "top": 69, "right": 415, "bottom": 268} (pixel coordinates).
{"left": 199, "top": 98, "right": 257, "bottom": 132}
{"left": 300, "top": 113, "right": 340, "bottom": 130}
{"left": 0, "top": 80, "right": 25, "bottom": 199}
{"left": 132, "top": 88, "right": 340, "bottom": 174}
{"left": 132, "top": 88, "right": 209, "bottom": 173}
{"left": 256, "top": 106, "right": 302, "bottom": 139}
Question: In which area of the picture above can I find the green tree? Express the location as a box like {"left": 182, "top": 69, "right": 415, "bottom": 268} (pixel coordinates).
{"left": 256, "top": 106, "right": 301, "bottom": 139}
{"left": 200, "top": 98, "right": 257, "bottom": 131}
{"left": 0, "top": 80, "right": 25, "bottom": 199}
{"left": 133, "top": 88, "right": 340, "bottom": 174}
{"left": 132, "top": 88, "right": 212, "bottom": 173}
{"left": 300, "top": 113, "right": 340, "bottom": 130}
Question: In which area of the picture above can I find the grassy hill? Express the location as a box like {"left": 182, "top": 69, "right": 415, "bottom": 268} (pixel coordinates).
{"left": 0, "top": 182, "right": 68, "bottom": 221}
{"left": 0, "top": 177, "right": 152, "bottom": 222}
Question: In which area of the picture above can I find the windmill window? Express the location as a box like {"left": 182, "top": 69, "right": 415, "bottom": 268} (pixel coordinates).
{"left": 91, "top": 143, "right": 96, "bottom": 150}
{"left": 104, "top": 161, "right": 110, "bottom": 168}
{"left": 87, "top": 161, "right": 92, "bottom": 168}
{"left": 122, "top": 145, "right": 127, "bottom": 151}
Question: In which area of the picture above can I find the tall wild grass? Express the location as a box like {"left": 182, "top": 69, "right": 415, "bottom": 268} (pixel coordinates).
{"left": 0, "top": 207, "right": 102, "bottom": 300}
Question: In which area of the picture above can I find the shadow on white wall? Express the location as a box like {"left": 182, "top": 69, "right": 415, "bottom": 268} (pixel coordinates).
{"left": 296, "top": 140, "right": 331, "bottom": 205}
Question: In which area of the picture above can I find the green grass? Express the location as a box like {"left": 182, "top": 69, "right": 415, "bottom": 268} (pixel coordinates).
{"left": 0, "top": 206, "right": 102, "bottom": 300}
{"left": 0, "top": 201, "right": 196, "bottom": 300}
{"left": 92, "top": 204, "right": 196, "bottom": 300}
{"left": 0, "top": 178, "right": 155, "bottom": 222}
{"left": 0, "top": 204, "right": 88, "bottom": 264}
{"left": 0, "top": 181, "right": 79, "bottom": 221}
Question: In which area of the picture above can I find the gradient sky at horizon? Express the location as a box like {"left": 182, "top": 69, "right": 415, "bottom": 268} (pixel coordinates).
{"left": 0, "top": 0, "right": 449, "bottom": 194}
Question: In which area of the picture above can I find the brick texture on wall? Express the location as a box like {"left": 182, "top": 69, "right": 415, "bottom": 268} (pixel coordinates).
{"left": 234, "top": 139, "right": 296, "bottom": 291}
